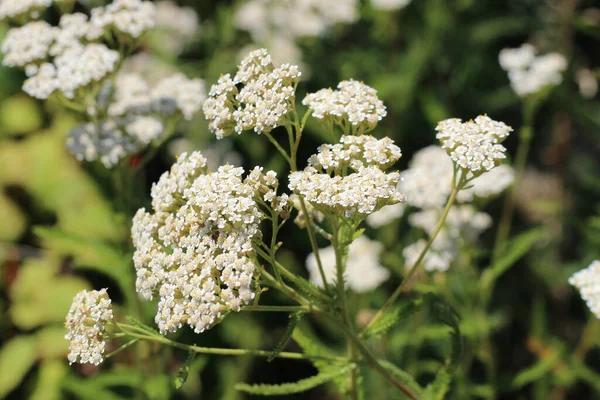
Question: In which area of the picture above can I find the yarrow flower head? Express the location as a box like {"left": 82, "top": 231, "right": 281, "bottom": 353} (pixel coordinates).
{"left": 132, "top": 152, "right": 289, "bottom": 334}
{"left": 204, "top": 48, "right": 301, "bottom": 138}
{"left": 499, "top": 44, "right": 568, "bottom": 97}
{"left": 0, "top": 0, "right": 51, "bottom": 21}
{"left": 65, "top": 289, "right": 114, "bottom": 366}
{"left": 234, "top": 0, "right": 358, "bottom": 43}
{"left": 303, "top": 80, "right": 387, "bottom": 133}
{"left": 289, "top": 135, "right": 405, "bottom": 219}
{"left": 88, "top": 0, "right": 156, "bottom": 40}
{"left": 306, "top": 236, "right": 389, "bottom": 292}
{"left": 1, "top": 21, "right": 57, "bottom": 68}
{"left": 436, "top": 115, "right": 512, "bottom": 174}
{"left": 23, "top": 43, "right": 120, "bottom": 100}
{"left": 569, "top": 261, "right": 600, "bottom": 319}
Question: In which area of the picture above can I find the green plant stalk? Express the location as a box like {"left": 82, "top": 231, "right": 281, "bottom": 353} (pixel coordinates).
{"left": 361, "top": 180, "right": 461, "bottom": 338}
{"left": 332, "top": 224, "right": 359, "bottom": 400}
{"left": 254, "top": 246, "right": 330, "bottom": 302}
{"left": 242, "top": 305, "right": 309, "bottom": 312}
{"left": 262, "top": 270, "right": 418, "bottom": 399}
{"left": 117, "top": 324, "right": 346, "bottom": 362}
{"left": 492, "top": 108, "right": 534, "bottom": 263}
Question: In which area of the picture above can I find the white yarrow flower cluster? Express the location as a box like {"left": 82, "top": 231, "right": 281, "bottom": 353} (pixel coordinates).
{"left": 289, "top": 135, "right": 405, "bottom": 219}
{"left": 64, "top": 71, "right": 205, "bottom": 167}
{"left": 203, "top": 49, "right": 301, "bottom": 138}
{"left": 1, "top": 21, "right": 56, "bottom": 68}
{"left": 234, "top": 0, "right": 358, "bottom": 43}
{"left": 0, "top": 0, "right": 51, "bottom": 21}
{"left": 303, "top": 80, "right": 387, "bottom": 133}
{"left": 65, "top": 289, "right": 114, "bottom": 366}
{"left": 153, "top": 1, "right": 199, "bottom": 54}
{"left": 569, "top": 261, "right": 600, "bottom": 319}
{"left": 436, "top": 115, "right": 512, "bottom": 173}
{"left": 403, "top": 205, "right": 492, "bottom": 273}
{"left": 499, "top": 44, "right": 568, "bottom": 97}
{"left": 23, "top": 44, "right": 119, "bottom": 100}
{"left": 88, "top": 0, "right": 156, "bottom": 40}
{"left": 132, "top": 152, "right": 287, "bottom": 334}
{"left": 306, "top": 236, "right": 389, "bottom": 292}
{"left": 66, "top": 119, "right": 144, "bottom": 168}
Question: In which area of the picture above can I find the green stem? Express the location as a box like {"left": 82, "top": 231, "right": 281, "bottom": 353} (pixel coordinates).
{"left": 332, "top": 224, "right": 359, "bottom": 400}
{"left": 360, "top": 183, "right": 461, "bottom": 338}
{"left": 122, "top": 330, "right": 346, "bottom": 362}
{"left": 254, "top": 246, "right": 330, "bottom": 302}
{"left": 264, "top": 131, "right": 292, "bottom": 164}
{"left": 242, "top": 305, "right": 308, "bottom": 312}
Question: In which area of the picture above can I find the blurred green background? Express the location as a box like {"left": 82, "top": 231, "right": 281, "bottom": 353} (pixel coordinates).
{"left": 1, "top": 0, "right": 600, "bottom": 399}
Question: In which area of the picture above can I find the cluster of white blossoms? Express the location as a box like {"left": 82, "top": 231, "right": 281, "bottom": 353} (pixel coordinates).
{"left": 303, "top": 80, "right": 387, "bottom": 133}
{"left": 499, "top": 44, "right": 568, "bottom": 97}
{"left": 235, "top": 0, "right": 358, "bottom": 43}
{"left": 306, "top": 236, "right": 389, "bottom": 292}
{"left": 569, "top": 261, "right": 600, "bottom": 319}
{"left": 152, "top": 1, "right": 200, "bottom": 55}
{"left": 1, "top": 0, "right": 157, "bottom": 102}
{"left": 289, "top": 135, "right": 405, "bottom": 219}
{"left": 403, "top": 206, "right": 492, "bottom": 272}
{"left": 87, "top": 0, "right": 156, "bottom": 40}
{"left": 65, "top": 71, "right": 205, "bottom": 168}
{"left": 367, "top": 145, "right": 515, "bottom": 228}
{"left": 0, "top": 0, "right": 50, "bottom": 21}
{"left": 203, "top": 49, "right": 301, "bottom": 138}
{"left": 371, "top": 0, "right": 411, "bottom": 11}
{"left": 436, "top": 115, "right": 512, "bottom": 173}
{"left": 65, "top": 289, "right": 114, "bottom": 365}
{"left": 234, "top": 0, "right": 357, "bottom": 76}
{"left": 132, "top": 152, "right": 290, "bottom": 334}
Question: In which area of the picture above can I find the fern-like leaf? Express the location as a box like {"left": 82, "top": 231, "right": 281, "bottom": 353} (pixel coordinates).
{"left": 235, "top": 366, "right": 351, "bottom": 396}
{"left": 268, "top": 311, "right": 304, "bottom": 362}
{"left": 174, "top": 351, "right": 195, "bottom": 389}
{"left": 126, "top": 316, "right": 160, "bottom": 337}
{"left": 363, "top": 297, "right": 423, "bottom": 339}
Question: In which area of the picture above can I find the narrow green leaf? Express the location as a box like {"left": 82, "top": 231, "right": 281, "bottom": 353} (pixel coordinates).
{"left": 509, "top": 354, "right": 558, "bottom": 389}
{"left": 363, "top": 297, "right": 423, "bottom": 339}
{"left": 351, "top": 228, "right": 365, "bottom": 241}
{"left": 378, "top": 360, "right": 424, "bottom": 396}
{"left": 482, "top": 228, "right": 543, "bottom": 289}
{"left": 235, "top": 366, "right": 350, "bottom": 396}
{"left": 175, "top": 351, "right": 195, "bottom": 389}
{"left": 268, "top": 311, "right": 304, "bottom": 362}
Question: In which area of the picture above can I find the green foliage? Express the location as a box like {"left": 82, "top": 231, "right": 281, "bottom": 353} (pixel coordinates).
{"left": 0, "top": 335, "right": 38, "bottom": 397}
{"left": 9, "top": 256, "right": 88, "bottom": 330}
{"left": 481, "top": 228, "right": 544, "bottom": 292}
{"left": 363, "top": 297, "right": 422, "bottom": 339}
{"left": 235, "top": 366, "right": 351, "bottom": 396}
{"left": 267, "top": 311, "right": 304, "bottom": 362}
{"left": 174, "top": 351, "right": 195, "bottom": 389}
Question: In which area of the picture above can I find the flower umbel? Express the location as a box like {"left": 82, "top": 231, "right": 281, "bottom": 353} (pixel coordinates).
{"left": 132, "top": 152, "right": 284, "bottom": 334}
{"left": 65, "top": 289, "right": 114, "bottom": 366}
{"left": 569, "top": 261, "right": 600, "bottom": 319}
{"left": 436, "top": 115, "right": 512, "bottom": 174}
